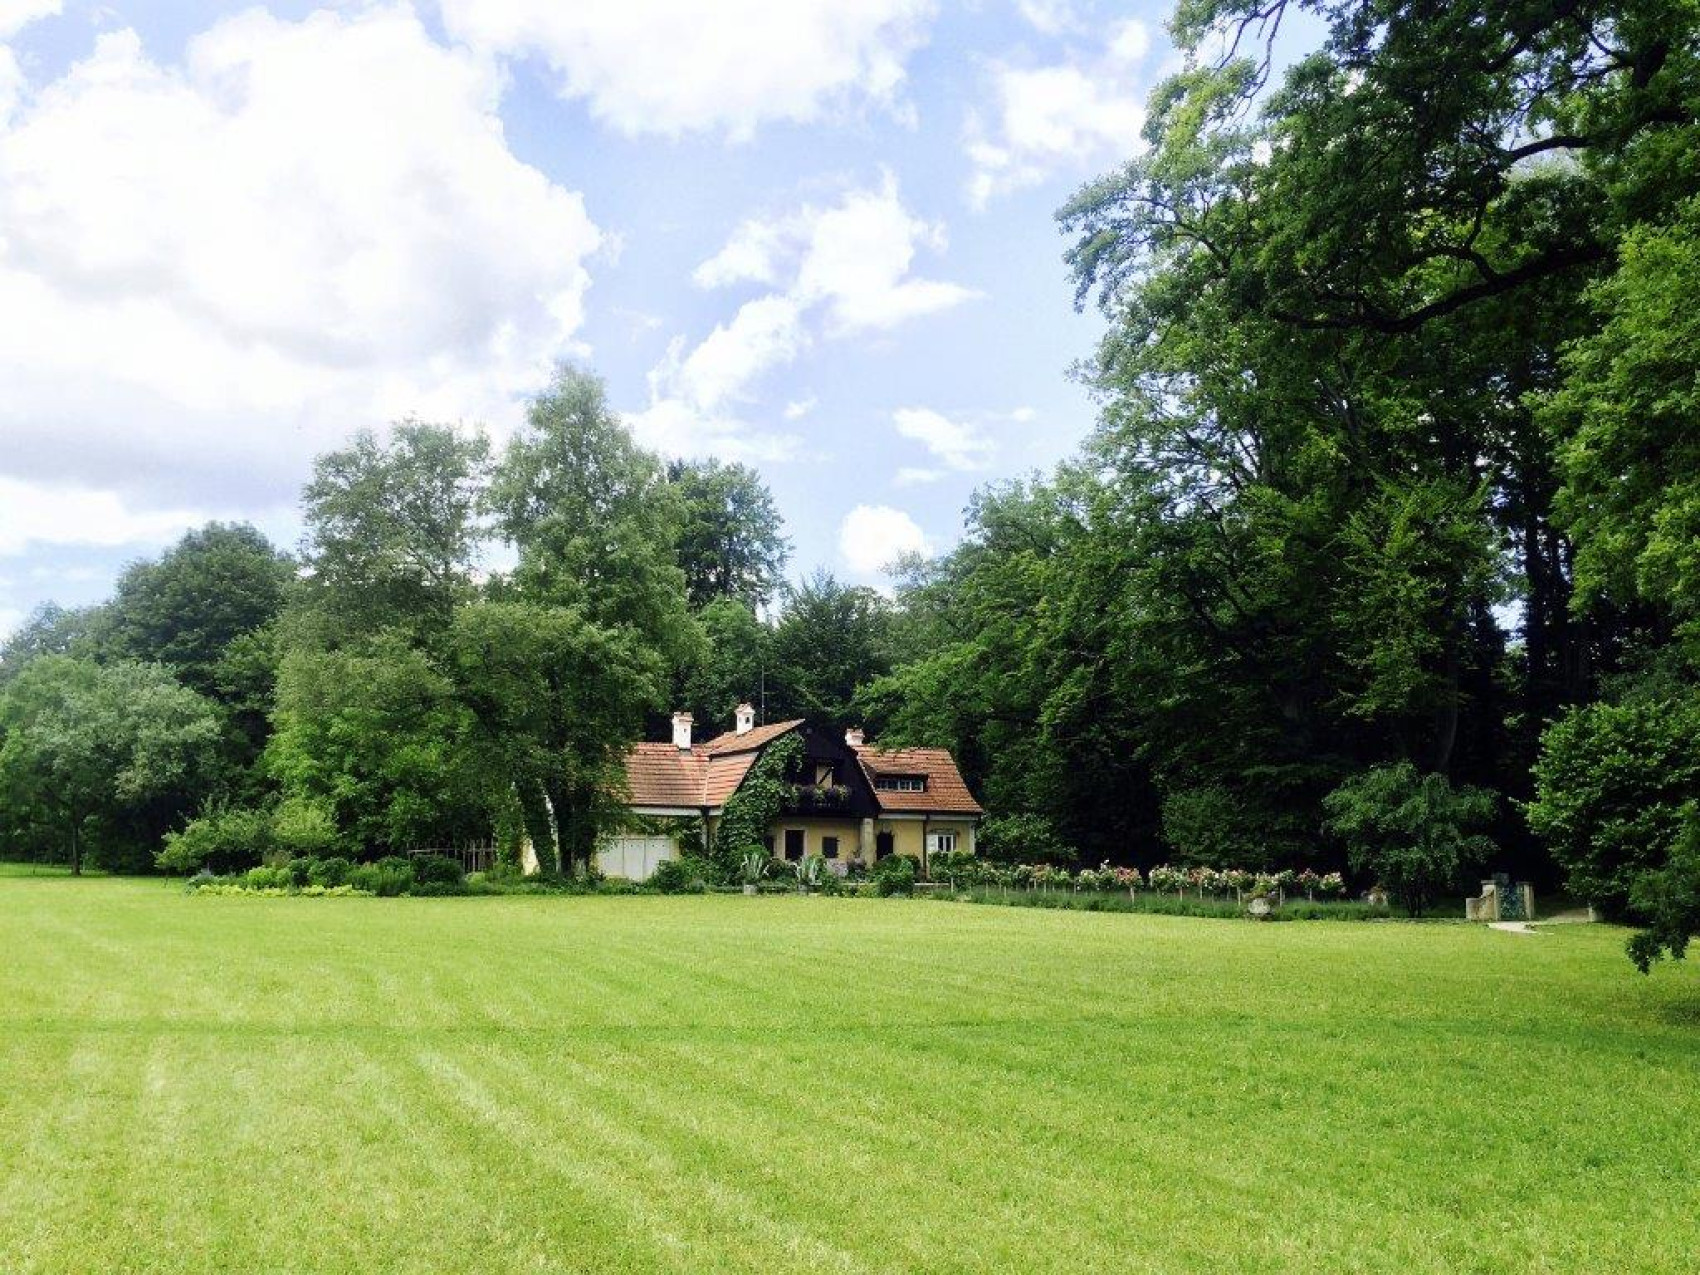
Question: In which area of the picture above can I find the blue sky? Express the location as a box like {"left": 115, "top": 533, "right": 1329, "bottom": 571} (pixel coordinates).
{"left": 0, "top": 0, "right": 1176, "bottom": 633}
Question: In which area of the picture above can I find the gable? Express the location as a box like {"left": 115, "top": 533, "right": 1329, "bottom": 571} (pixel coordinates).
{"left": 855, "top": 746, "right": 984, "bottom": 816}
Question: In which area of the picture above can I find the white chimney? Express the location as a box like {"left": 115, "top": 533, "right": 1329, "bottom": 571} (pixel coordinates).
{"left": 845, "top": 726, "right": 865, "bottom": 747}
{"left": 735, "top": 703, "right": 755, "bottom": 735}
{"left": 672, "top": 712, "right": 694, "bottom": 750}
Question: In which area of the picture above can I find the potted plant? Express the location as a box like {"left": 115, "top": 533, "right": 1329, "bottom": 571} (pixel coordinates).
{"left": 738, "top": 849, "right": 767, "bottom": 896}
{"left": 794, "top": 853, "right": 824, "bottom": 894}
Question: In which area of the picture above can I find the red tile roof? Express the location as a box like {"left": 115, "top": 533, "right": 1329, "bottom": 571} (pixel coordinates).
{"left": 622, "top": 743, "right": 710, "bottom": 808}
{"left": 856, "top": 746, "right": 984, "bottom": 816}
{"left": 621, "top": 721, "right": 802, "bottom": 809}
{"left": 698, "top": 718, "right": 805, "bottom": 755}
{"left": 620, "top": 721, "right": 982, "bottom": 817}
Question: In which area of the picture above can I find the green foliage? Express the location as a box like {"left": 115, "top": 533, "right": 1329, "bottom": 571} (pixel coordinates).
{"left": 713, "top": 732, "right": 802, "bottom": 878}
{"left": 306, "top": 856, "right": 352, "bottom": 888}
{"left": 736, "top": 849, "right": 769, "bottom": 886}
{"left": 268, "top": 635, "right": 480, "bottom": 852}
{"left": 1323, "top": 763, "right": 1497, "bottom": 916}
{"left": 1528, "top": 687, "right": 1700, "bottom": 916}
{"left": 649, "top": 856, "right": 710, "bottom": 895}
{"left": 299, "top": 422, "right": 489, "bottom": 639}
{"left": 411, "top": 854, "right": 464, "bottom": 888}
{"left": 482, "top": 368, "right": 697, "bottom": 868}
{"left": 447, "top": 600, "right": 656, "bottom": 873}
{"left": 976, "top": 813, "right": 1075, "bottom": 866}
{"left": 486, "top": 367, "right": 694, "bottom": 658}
{"left": 677, "top": 598, "right": 769, "bottom": 736}
{"left": 1626, "top": 811, "right": 1700, "bottom": 973}
{"left": 767, "top": 573, "right": 893, "bottom": 724}
{"left": 106, "top": 523, "right": 293, "bottom": 699}
{"left": 871, "top": 853, "right": 916, "bottom": 897}
{"left": 157, "top": 804, "right": 276, "bottom": 875}
{"left": 0, "top": 656, "right": 222, "bottom": 872}
{"left": 1159, "top": 786, "right": 1270, "bottom": 869}
{"left": 271, "top": 796, "right": 340, "bottom": 858}
{"left": 348, "top": 860, "right": 415, "bottom": 897}
{"left": 1546, "top": 197, "right": 1700, "bottom": 636}
{"left": 793, "top": 853, "right": 826, "bottom": 891}
{"left": 667, "top": 458, "right": 790, "bottom": 611}
{"left": 0, "top": 603, "right": 110, "bottom": 686}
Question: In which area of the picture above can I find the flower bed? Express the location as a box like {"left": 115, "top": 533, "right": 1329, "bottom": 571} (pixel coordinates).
{"left": 924, "top": 856, "right": 1375, "bottom": 919}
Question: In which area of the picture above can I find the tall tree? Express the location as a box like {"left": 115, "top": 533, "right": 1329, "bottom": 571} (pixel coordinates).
{"left": 268, "top": 635, "right": 480, "bottom": 852}
{"left": 667, "top": 458, "right": 790, "bottom": 611}
{"left": 0, "top": 603, "right": 110, "bottom": 686}
{"left": 768, "top": 572, "right": 893, "bottom": 725}
{"left": 299, "top": 421, "right": 489, "bottom": 640}
{"left": 447, "top": 601, "right": 653, "bottom": 873}
{"left": 106, "top": 523, "right": 294, "bottom": 697}
{"left": 678, "top": 597, "right": 771, "bottom": 736}
{"left": 0, "top": 657, "right": 220, "bottom": 872}
{"left": 485, "top": 367, "right": 696, "bottom": 868}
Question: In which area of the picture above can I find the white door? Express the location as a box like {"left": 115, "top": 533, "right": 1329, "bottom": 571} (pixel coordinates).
{"left": 597, "top": 835, "right": 677, "bottom": 881}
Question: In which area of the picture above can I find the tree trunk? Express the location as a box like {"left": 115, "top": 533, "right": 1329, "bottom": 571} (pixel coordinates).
{"left": 517, "top": 781, "right": 557, "bottom": 875}
{"left": 70, "top": 822, "right": 81, "bottom": 877}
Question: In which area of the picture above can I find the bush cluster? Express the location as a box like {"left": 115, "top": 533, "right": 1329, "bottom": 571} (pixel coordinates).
{"left": 189, "top": 853, "right": 468, "bottom": 897}
{"left": 949, "top": 888, "right": 1387, "bottom": 922}
{"left": 926, "top": 856, "right": 1349, "bottom": 900}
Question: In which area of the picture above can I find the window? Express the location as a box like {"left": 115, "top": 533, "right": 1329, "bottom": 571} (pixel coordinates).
{"left": 783, "top": 829, "right": 805, "bottom": 861}
{"left": 822, "top": 836, "right": 839, "bottom": 859}
{"left": 926, "top": 831, "right": 957, "bottom": 856}
{"left": 874, "top": 775, "right": 926, "bottom": 792}
{"left": 875, "top": 831, "right": 894, "bottom": 860}
{"left": 814, "top": 763, "right": 835, "bottom": 785}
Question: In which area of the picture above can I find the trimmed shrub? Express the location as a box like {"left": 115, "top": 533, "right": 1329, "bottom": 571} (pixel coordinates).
{"left": 1528, "top": 690, "right": 1700, "bottom": 916}
{"left": 272, "top": 797, "right": 341, "bottom": 858}
{"left": 1323, "top": 763, "right": 1496, "bottom": 917}
{"left": 306, "top": 856, "right": 352, "bottom": 888}
{"left": 349, "top": 861, "right": 414, "bottom": 897}
{"left": 157, "top": 804, "right": 275, "bottom": 874}
{"left": 650, "top": 856, "right": 709, "bottom": 894}
{"left": 871, "top": 854, "right": 917, "bottom": 897}
{"left": 412, "top": 854, "right": 464, "bottom": 888}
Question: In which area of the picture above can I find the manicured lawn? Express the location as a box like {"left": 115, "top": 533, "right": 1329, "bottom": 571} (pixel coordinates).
{"left": 1, "top": 871, "right": 1697, "bottom": 1273}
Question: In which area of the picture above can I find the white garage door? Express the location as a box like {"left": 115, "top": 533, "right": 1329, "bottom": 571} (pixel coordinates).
{"left": 597, "top": 835, "right": 677, "bottom": 881}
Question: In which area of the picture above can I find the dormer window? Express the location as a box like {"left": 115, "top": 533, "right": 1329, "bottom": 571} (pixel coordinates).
{"left": 874, "top": 775, "right": 926, "bottom": 793}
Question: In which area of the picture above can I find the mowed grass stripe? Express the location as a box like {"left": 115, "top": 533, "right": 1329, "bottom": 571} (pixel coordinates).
{"left": 1, "top": 875, "right": 1697, "bottom": 1272}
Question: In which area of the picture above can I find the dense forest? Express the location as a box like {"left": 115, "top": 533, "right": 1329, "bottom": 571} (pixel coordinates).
{"left": 2, "top": 0, "right": 1697, "bottom": 964}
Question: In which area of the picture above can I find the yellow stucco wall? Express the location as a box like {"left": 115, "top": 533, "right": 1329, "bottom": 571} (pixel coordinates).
{"left": 765, "top": 817, "right": 865, "bottom": 863}
{"left": 703, "top": 813, "right": 978, "bottom": 867}
{"left": 875, "top": 818, "right": 977, "bottom": 862}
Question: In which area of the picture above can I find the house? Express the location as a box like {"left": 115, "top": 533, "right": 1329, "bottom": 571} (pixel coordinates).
{"left": 602, "top": 702, "right": 982, "bottom": 880}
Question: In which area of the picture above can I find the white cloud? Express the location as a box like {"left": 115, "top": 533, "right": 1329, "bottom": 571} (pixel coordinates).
{"left": 0, "top": 0, "right": 57, "bottom": 39}
{"left": 0, "top": 6, "right": 601, "bottom": 531}
{"left": 894, "top": 466, "right": 944, "bottom": 487}
{"left": 0, "top": 608, "right": 21, "bottom": 640}
{"left": 893, "top": 406, "right": 994, "bottom": 472}
{"left": 0, "top": 476, "right": 213, "bottom": 557}
{"left": 437, "top": 0, "right": 935, "bottom": 140}
{"left": 966, "top": 20, "right": 1152, "bottom": 207}
{"left": 784, "top": 397, "right": 818, "bottom": 421}
{"left": 839, "top": 503, "right": 929, "bottom": 576}
{"left": 633, "top": 175, "right": 975, "bottom": 459}
{"left": 1015, "top": 0, "right": 1077, "bottom": 35}
{"left": 698, "top": 172, "right": 980, "bottom": 332}
{"left": 669, "top": 296, "right": 807, "bottom": 411}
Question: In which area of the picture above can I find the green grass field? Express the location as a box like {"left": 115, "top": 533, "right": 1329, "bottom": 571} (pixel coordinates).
{"left": 2, "top": 868, "right": 1697, "bottom": 1273}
